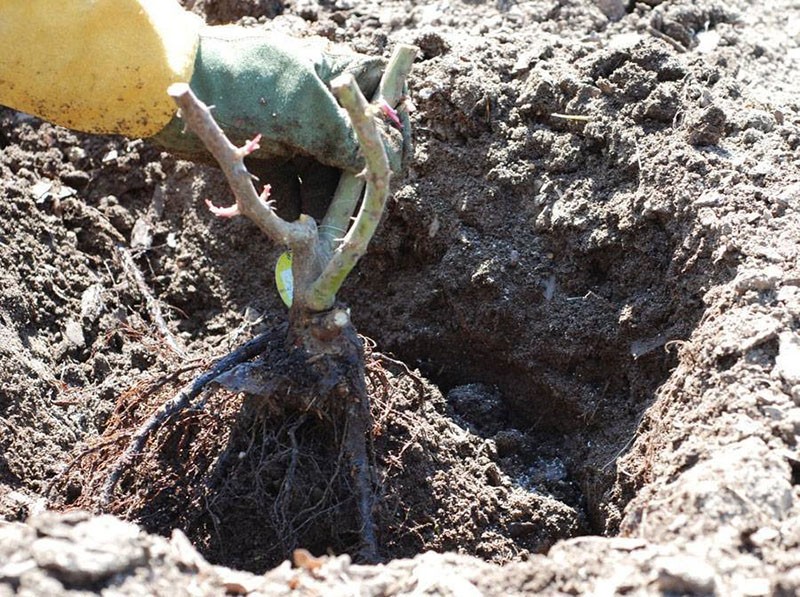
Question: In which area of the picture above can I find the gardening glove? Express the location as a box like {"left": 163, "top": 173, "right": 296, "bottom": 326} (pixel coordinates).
{"left": 152, "top": 27, "right": 390, "bottom": 173}
{"left": 0, "top": 0, "right": 400, "bottom": 175}
{"left": 0, "top": 0, "right": 201, "bottom": 138}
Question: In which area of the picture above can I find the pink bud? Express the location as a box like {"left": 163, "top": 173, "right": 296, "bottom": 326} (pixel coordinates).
{"left": 379, "top": 100, "right": 402, "bottom": 130}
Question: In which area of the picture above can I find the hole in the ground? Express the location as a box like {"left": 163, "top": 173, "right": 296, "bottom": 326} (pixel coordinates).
{"left": 789, "top": 455, "right": 800, "bottom": 487}
{"left": 364, "top": 322, "right": 688, "bottom": 546}
{"left": 350, "top": 212, "right": 715, "bottom": 548}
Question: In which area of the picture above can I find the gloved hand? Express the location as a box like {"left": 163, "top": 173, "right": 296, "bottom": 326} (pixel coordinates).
{"left": 152, "top": 28, "right": 389, "bottom": 174}
{"left": 0, "top": 0, "right": 403, "bottom": 175}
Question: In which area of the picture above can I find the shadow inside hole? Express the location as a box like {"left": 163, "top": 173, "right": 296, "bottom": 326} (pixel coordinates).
{"left": 246, "top": 156, "right": 341, "bottom": 222}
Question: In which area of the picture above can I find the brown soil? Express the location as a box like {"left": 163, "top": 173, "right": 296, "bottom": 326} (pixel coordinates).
{"left": 2, "top": 0, "right": 799, "bottom": 594}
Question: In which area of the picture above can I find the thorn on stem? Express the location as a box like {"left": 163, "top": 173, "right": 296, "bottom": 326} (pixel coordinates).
{"left": 239, "top": 133, "right": 263, "bottom": 157}
{"left": 378, "top": 99, "right": 402, "bottom": 130}
{"left": 205, "top": 199, "right": 241, "bottom": 218}
{"left": 258, "top": 184, "right": 274, "bottom": 209}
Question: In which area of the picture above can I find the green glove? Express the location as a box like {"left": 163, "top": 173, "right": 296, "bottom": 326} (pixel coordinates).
{"left": 153, "top": 28, "right": 391, "bottom": 174}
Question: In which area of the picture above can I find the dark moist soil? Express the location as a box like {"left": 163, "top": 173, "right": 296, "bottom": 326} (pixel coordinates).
{"left": 2, "top": 0, "right": 800, "bottom": 594}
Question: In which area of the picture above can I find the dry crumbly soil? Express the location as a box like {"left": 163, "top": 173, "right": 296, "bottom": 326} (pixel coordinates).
{"left": 1, "top": 0, "right": 800, "bottom": 594}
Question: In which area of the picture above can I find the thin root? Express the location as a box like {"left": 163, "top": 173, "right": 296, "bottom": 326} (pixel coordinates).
{"left": 99, "top": 331, "right": 273, "bottom": 506}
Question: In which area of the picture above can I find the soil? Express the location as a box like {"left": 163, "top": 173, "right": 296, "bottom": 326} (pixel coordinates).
{"left": 1, "top": 0, "right": 800, "bottom": 594}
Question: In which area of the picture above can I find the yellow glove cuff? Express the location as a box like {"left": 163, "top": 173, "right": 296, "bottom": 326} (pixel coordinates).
{"left": 0, "top": 0, "right": 202, "bottom": 137}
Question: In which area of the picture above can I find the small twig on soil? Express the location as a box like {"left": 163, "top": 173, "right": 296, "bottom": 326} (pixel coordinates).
{"left": 647, "top": 26, "right": 688, "bottom": 52}
{"left": 373, "top": 351, "right": 427, "bottom": 395}
{"left": 117, "top": 245, "right": 186, "bottom": 359}
{"left": 99, "top": 331, "right": 273, "bottom": 506}
{"left": 550, "top": 113, "right": 591, "bottom": 122}
{"left": 602, "top": 409, "right": 647, "bottom": 472}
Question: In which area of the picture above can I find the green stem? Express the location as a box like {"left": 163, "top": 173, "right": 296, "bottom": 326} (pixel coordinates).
{"left": 319, "top": 45, "right": 417, "bottom": 256}
{"left": 308, "top": 45, "right": 417, "bottom": 310}
{"left": 319, "top": 172, "right": 364, "bottom": 250}
{"left": 306, "top": 75, "right": 391, "bottom": 312}
{"left": 377, "top": 44, "right": 417, "bottom": 107}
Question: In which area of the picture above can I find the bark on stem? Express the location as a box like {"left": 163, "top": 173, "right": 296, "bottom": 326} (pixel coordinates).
{"left": 167, "top": 83, "right": 316, "bottom": 248}
{"left": 318, "top": 45, "right": 417, "bottom": 253}
{"left": 305, "top": 75, "right": 390, "bottom": 312}
{"left": 377, "top": 44, "right": 417, "bottom": 109}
